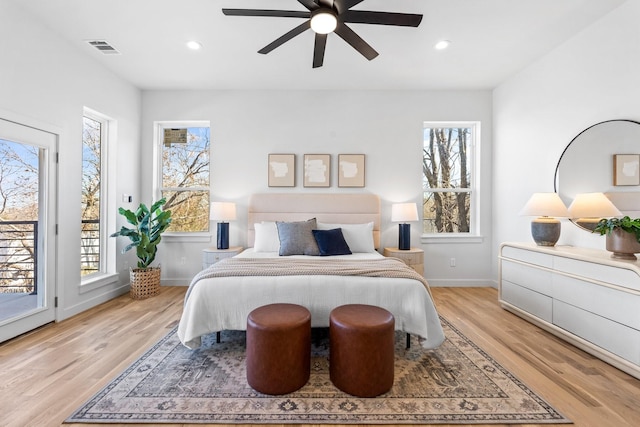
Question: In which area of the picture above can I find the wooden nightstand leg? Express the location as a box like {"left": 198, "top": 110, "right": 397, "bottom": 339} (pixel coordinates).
{"left": 406, "top": 333, "right": 410, "bottom": 349}
{"left": 216, "top": 331, "right": 221, "bottom": 343}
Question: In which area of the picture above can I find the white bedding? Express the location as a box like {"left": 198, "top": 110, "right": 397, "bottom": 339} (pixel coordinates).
{"left": 177, "top": 249, "right": 445, "bottom": 350}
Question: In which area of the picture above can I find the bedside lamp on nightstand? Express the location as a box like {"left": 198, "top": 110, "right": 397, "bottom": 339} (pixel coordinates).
{"left": 391, "top": 202, "right": 419, "bottom": 250}
{"left": 210, "top": 202, "right": 237, "bottom": 249}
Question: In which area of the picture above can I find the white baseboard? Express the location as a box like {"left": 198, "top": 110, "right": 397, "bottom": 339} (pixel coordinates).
{"left": 161, "top": 279, "right": 190, "bottom": 286}
{"left": 428, "top": 279, "right": 497, "bottom": 288}
{"left": 57, "top": 283, "right": 129, "bottom": 321}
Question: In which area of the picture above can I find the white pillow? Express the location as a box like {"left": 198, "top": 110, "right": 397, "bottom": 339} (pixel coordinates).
{"left": 253, "top": 222, "right": 280, "bottom": 252}
{"left": 317, "top": 222, "right": 375, "bottom": 253}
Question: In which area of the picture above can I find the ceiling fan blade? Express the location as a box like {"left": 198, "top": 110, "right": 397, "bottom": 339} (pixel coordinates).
{"left": 258, "top": 21, "right": 311, "bottom": 55}
{"left": 334, "top": 0, "right": 365, "bottom": 14}
{"left": 334, "top": 22, "right": 378, "bottom": 61}
{"left": 222, "top": 9, "right": 310, "bottom": 19}
{"left": 298, "top": 0, "right": 320, "bottom": 11}
{"left": 342, "top": 10, "right": 423, "bottom": 27}
{"left": 313, "top": 33, "right": 327, "bottom": 68}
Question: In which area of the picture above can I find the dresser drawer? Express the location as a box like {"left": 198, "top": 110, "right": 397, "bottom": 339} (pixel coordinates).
{"left": 553, "top": 274, "right": 640, "bottom": 330}
{"left": 501, "top": 246, "right": 553, "bottom": 268}
{"left": 501, "top": 259, "right": 553, "bottom": 296}
{"left": 553, "top": 256, "right": 640, "bottom": 292}
{"left": 554, "top": 300, "right": 640, "bottom": 365}
{"left": 501, "top": 280, "right": 552, "bottom": 323}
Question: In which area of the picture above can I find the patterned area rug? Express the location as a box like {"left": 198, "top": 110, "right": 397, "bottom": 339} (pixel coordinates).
{"left": 67, "top": 317, "right": 570, "bottom": 424}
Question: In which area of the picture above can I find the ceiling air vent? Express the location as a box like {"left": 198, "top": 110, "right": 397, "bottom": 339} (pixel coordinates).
{"left": 87, "top": 40, "right": 120, "bottom": 55}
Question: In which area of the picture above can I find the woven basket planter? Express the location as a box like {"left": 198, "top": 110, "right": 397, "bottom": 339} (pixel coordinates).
{"left": 130, "top": 267, "right": 161, "bottom": 299}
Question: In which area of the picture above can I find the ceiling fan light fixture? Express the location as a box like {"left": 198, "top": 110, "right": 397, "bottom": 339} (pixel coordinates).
{"left": 310, "top": 9, "right": 338, "bottom": 34}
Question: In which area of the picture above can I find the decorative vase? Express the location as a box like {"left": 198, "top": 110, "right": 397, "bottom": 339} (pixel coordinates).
{"left": 605, "top": 229, "right": 640, "bottom": 260}
{"left": 129, "top": 267, "right": 161, "bottom": 299}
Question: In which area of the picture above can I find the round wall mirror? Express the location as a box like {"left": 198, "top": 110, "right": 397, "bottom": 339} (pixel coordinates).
{"left": 554, "top": 119, "right": 640, "bottom": 231}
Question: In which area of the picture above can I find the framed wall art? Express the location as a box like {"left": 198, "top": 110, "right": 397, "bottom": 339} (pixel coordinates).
{"left": 338, "top": 154, "right": 365, "bottom": 187}
{"left": 268, "top": 154, "right": 295, "bottom": 187}
{"left": 613, "top": 154, "right": 640, "bottom": 186}
{"left": 304, "top": 154, "right": 331, "bottom": 187}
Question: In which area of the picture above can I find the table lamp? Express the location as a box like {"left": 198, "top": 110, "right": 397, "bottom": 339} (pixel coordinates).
{"left": 391, "top": 203, "right": 419, "bottom": 250}
{"left": 210, "top": 202, "right": 237, "bottom": 249}
{"left": 519, "top": 193, "right": 569, "bottom": 246}
{"left": 568, "top": 192, "right": 622, "bottom": 231}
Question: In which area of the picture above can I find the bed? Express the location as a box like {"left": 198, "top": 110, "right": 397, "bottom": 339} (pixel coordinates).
{"left": 177, "top": 193, "right": 445, "bottom": 350}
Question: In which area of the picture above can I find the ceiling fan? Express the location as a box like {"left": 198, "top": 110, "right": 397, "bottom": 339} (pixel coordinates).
{"left": 222, "top": 0, "right": 423, "bottom": 68}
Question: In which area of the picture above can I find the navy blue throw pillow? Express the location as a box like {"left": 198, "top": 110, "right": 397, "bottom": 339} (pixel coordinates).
{"left": 312, "top": 228, "right": 352, "bottom": 256}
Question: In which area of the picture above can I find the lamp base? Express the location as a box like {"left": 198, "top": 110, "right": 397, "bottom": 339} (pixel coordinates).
{"left": 217, "top": 222, "right": 229, "bottom": 250}
{"left": 398, "top": 223, "right": 411, "bottom": 250}
{"left": 531, "top": 217, "right": 560, "bottom": 246}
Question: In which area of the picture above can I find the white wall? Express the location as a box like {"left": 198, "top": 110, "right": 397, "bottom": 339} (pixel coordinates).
{"left": 493, "top": 1, "right": 640, "bottom": 278}
{"left": 142, "top": 90, "right": 494, "bottom": 286}
{"left": 0, "top": 2, "right": 141, "bottom": 320}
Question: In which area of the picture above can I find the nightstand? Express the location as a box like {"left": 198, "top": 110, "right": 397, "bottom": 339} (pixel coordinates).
{"left": 383, "top": 247, "right": 424, "bottom": 275}
{"left": 202, "top": 246, "right": 243, "bottom": 270}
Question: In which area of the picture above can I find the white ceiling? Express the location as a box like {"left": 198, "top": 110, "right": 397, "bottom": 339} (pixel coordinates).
{"left": 11, "top": 0, "right": 626, "bottom": 91}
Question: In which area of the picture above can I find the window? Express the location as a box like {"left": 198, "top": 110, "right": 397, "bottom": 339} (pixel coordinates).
{"left": 422, "top": 122, "right": 479, "bottom": 236}
{"left": 81, "top": 111, "right": 108, "bottom": 276}
{"left": 156, "top": 122, "right": 210, "bottom": 233}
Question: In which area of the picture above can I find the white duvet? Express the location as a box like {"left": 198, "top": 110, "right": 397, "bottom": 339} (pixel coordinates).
{"left": 177, "top": 249, "right": 445, "bottom": 350}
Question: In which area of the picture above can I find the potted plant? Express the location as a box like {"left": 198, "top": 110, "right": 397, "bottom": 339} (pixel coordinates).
{"left": 111, "top": 198, "right": 172, "bottom": 299}
{"left": 593, "top": 216, "right": 640, "bottom": 260}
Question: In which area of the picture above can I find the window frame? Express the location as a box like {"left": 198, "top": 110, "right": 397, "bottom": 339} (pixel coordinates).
{"left": 153, "top": 120, "right": 211, "bottom": 242}
{"left": 421, "top": 121, "right": 483, "bottom": 244}
{"left": 81, "top": 107, "right": 118, "bottom": 287}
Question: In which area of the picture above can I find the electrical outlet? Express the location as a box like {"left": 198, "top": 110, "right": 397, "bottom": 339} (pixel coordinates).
{"left": 450, "top": 258, "right": 456, "bottom": 267}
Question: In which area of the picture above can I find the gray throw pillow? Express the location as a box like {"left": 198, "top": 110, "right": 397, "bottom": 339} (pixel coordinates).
{"left": 276, "top": 218, "right": 320, "bottom": 256}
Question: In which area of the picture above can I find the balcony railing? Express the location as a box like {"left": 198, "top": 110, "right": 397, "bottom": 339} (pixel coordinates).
{"left": 0, "top": 220, "right": 37, "bottom": 293}
{"left": 0, "top": 219, "right": 101, "bottom": 294}
{"left": 81, "top": 219, "right": 100, "bottom": 276}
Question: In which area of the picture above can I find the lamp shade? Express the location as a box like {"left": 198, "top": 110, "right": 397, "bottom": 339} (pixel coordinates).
{"left": 568, "top": 192, "right": 622, "bottom": 219}
{"left": 519, "top": 193, "right": 569, "bottom": 218}
{"left": 391, "top": 203, "right": 419, "bottom": 222}
{"left": 210, "top": 202, "right": 237, "bottom": 221}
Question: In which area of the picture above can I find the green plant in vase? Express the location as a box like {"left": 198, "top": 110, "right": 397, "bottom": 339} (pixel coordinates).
{"left": 593, "top": 216, "right": 640, "bottom": 260}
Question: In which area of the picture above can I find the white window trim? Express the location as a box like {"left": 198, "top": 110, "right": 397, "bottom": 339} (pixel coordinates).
{"left": 81, "top": 107, "right": 117, "bottom": 285}
{"left": 153, "top": 120, "right": 211, "bottom": 241}
{"left": 422, "top": 121, "right": 481, "bottom": 242}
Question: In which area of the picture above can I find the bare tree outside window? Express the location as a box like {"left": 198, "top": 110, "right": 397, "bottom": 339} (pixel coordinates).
{"left": 423, "top": 125, "right": 475, "bottom": 233}
{"left": 0, "top": 139, "right": 39, "bottom": 292}
{"left": 81, "top": 116, "right": 102, "bottom": 276}
{"left": 160, "top": 127, "right": 210, "bottom": 233}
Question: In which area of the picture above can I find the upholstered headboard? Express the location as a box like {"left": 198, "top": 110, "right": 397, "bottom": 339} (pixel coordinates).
{"left": 247, "top": 193, "right": 381, "bottom": 249}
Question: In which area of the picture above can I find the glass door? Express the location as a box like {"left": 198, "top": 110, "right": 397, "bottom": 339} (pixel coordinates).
{"left": 0, "top": 118, "right": 57, "bottom": 343}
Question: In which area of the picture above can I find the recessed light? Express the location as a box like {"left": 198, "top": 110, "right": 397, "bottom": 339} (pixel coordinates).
{"left": 186, "top": 40, "right": 203, "bottom": 50}
{"left": 434, "top": 40, "right": 451, "bottom": 50}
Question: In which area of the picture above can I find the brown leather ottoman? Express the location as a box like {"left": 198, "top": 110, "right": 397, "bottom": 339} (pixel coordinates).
{"left": 246, "top": 303, "right": 311, "bottom": 395}
{"left": 329, "top": 304, "right": 395, "bottom": 397}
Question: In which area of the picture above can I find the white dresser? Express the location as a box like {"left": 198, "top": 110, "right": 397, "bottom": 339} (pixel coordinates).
{"left": 499, "top": 242, "right": 640, "bottom": 379}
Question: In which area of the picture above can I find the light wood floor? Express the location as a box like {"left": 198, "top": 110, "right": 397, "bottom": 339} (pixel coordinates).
{"left": 1, "top": 286, "right": 639, "bottom": 427}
